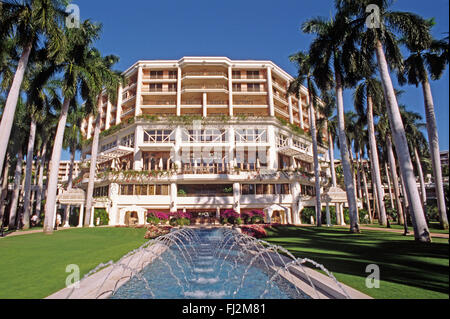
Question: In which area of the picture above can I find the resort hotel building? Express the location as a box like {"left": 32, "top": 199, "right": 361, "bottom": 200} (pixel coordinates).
{"left": 60, "top": 57, "right": 348, "bottom": 227}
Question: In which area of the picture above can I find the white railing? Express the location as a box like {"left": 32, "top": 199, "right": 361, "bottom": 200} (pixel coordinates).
{"left": 235, "top": 129, "right": 267, "bottom": 143}
{"left": 143, "top": 130, "right": 175, "bottom": 143}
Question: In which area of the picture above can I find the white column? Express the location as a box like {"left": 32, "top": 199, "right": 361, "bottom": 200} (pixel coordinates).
{"left": 228, "top": 126, "right": 235, "bottom": 171}
{"left": 288, "top": 96, "right": 294, "bottom": 124}
{"left": 116, "top": 84, "right": 123, "bottom": 124}
{"left": 298, "top": 98, "right": 304, "bottom": 129}
{"left": 267, "top": 67, "right": 275, "bottom": 117}
{"left": 78, "top": 205, "right": 84, "bottom": 227}
{"left": 133, "top": 126, "right": 143, "bottom": 170}
{"left": 326, "top": 202, "right": 331, "bottom": 227}
{"left": 177, "top": 67, "right": 182, "bottom": 116}
{"left": 202, "top": 92, "right": 207, "bottom": 117}
{"left": 170, "top": 183, "right": 178, "bottom": 213}
{"left": 89, "top": 206, "right": 95, "bottom": 227}
{"left": 87, "top": 116, "right": 93, "bottom": 139}
{"left": 228, "top": 66, "right": 233, "bottom": 116}
{"left": 233, "top": 182, "right": 240, "bottom": 214}
{"left": 64, "top": 206, "right": 70, "bottom": 227}
{"left": 135, "top": 66, "right": 143, "bottom": 117}
{"left": 105, "top": 101, "right": 112, "bottom": 130}
{"left": 267, "top": 125, "right": 278, "bottom": 170}
{"left": 174, "top": 126, "right": 182, "bottom": 173}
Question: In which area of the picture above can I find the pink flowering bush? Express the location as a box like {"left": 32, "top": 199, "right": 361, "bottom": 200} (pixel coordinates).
{"left": 240, "top": 225, "right": 268, "bottom": 238}
{"left": 241, "top": 210, "right": 265, "bottom": 224}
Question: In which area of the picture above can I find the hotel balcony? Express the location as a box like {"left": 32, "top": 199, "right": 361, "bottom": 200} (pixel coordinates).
{"left": 182, "top": 72, "right": 228, "bottom": 80}
{"left": 181, "top": 84, "right": 228, "bottom": 93}
{"left": 141, "top": 88, "right": 177, "bottom": 95}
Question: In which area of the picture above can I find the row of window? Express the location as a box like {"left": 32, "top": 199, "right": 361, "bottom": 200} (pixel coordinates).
{"left": 93, "top": 186, "right": 109, "bottom": 198}
{"left": 120, "top": 184, "right": 170, "bottom": 196}
{"left": 241, "top": 184, "right": 291, "bottom": 195}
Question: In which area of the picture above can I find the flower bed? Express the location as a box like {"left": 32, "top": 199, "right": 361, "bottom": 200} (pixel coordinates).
{"left": 239, "top": 224, "right": 281, "bottom": 239}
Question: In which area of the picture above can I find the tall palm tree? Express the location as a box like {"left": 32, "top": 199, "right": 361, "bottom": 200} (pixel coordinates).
{"left": 337, "top": 0, "right": 431, "bottom": 242}
{"left": 62, "top": 101, "right": 84, "bottom": 226}
{"left": 83, "top": 51, "right": 122, "bottom": 227}
{"left": 289, "top": 51, "right": 324, "bottom": 227}
{"left": 400, "top": 107, "right": 430, "bottom": 214}
{"left": 398, "top": 29, "right": 449, "bottom": 229}
{"left": 0, "top": 0, "right": 66, "bottom": 178}
{"left": 43, "top": 21, "right": 103, "bottom": 234}
{"left": 354, "top": 78, "right": 388, "bottom": 225}
{"left": 303, "top": 14, "right": 360, "bottom": 233}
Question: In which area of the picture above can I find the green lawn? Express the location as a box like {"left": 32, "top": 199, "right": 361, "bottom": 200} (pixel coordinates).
{"left": 264, "top": 226, "right": 449, "bottom": 299}
{"left": 0, "top": 227, "right": 147, "bottom": 299}
{"left": 361, "top": 222, "right": 449, "bottom": 234}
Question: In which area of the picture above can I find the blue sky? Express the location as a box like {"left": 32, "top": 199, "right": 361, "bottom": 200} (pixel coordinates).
{"left": 64, "top": 0, "right": 449, "bottom": 160}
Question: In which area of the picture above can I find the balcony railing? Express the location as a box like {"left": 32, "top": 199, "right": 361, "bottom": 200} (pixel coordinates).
{"left": 142, "top": 88, "right": 177, "bottom": 93}
{"left": 182, "top": 84, "right": 228, "bottom": 91}
{"left": 183, "top": 72, "right": 227, "bottom": 77}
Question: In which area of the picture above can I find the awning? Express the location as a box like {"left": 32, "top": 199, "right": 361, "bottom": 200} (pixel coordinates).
{"left": 57, "top": 188, "right": 86, "bottom": 205}
{"left": 96, "top": 146, "right": 134, "bottom": 164}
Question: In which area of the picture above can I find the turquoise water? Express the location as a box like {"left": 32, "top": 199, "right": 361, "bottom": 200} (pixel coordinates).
{"left": 110, "top": 228, "right": 310, "bottom": 299}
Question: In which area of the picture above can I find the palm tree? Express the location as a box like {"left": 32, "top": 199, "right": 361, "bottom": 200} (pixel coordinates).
{"left": 62, "top": 101, "right": 84, "bottom": 226}
{"left": 83, "top": 51, "right": 122, "bottom": 227}
{"left": 337, "top": 0, "right": 431, "bottom": 242}
{"left": 354, "top": 78, "right": 388, "bottom": 225}
{"left": 398, "top": 28, "right": 449, "bottom": 229}
{"left": 400, "top": 107, "right": 430, "bottom": 214}
{"left": 303, "top": 14, "right": 360, "bottom": 233}
{"left": 43, "top": 21, "right": 103, "bottom": 234}
{"left": 0, "top": 0, "right": 66, "bottom": 178}
{"left": 21, "top": 62, "right": 59, "bottom": 229}
{"left": 289, "top": 51, "right": 324, "bottom": 227}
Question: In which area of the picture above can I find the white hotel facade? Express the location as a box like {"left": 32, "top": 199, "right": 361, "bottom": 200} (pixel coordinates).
{"left": 70, "top": 57, "right": 343, "bottom": 226}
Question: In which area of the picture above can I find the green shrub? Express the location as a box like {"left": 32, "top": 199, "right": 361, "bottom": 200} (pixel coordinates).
{"left": 147, "top": 216, "right": 160, "bottom": 225}
{"left": 235, "top": 218, "right": 243, "bottom": 225}
{"left": 301, "top": 207, "right": 316, "bottom": 224}
{"left": 220, "top": 218, "right": 229, "bottom": 225}
{"left": 94, "top": 208, "right": 109, "bottom": 226}
{"left": 251, "top": 216, "right": 264, "bottom": 224}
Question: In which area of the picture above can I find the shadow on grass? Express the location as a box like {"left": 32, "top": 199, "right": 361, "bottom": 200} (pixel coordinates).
{"left": 264, "top": 226, "right": 449, "bottom": 295}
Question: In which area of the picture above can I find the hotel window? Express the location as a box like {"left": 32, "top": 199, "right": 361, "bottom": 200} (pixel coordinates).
{"left": 93, "top": 186, "right": 109, "bottom": 197}
{"left": 232, "top": 71, "right": 241, "bottom": 79}
{"left": 120, "top": 133, "right": 135, "bottom": 148}
{"left": 276, "top": 184, "right": 291, "bottom": 195}
{"left": 155, "top": 185, "right": 169, "bottom": 195}
{"left": 150, "top": 71, "right": 163, "bottom": 79}
{"left": 247, "top": 70, "right": 260, "bottom": 79}
{"left": 100, "top": 141, "right": 117, "bottom": 152}
{"left": 301, "top": 185, "right": 316, "bottom": 196}
{"left": 149, "top": 83, "right": 163, "bottom": 92}
{"left": 235, "top": 128, "right": 267, "bottom": 143}
{"left": 144, "top": 130, "right": 175, "bottom": 143}
{"left": 169, "top": 70, "right": 177, "bottom": 79}
{"left": 247, "top": 83, "right": 260, "bottom": 92}
{"left": 168, "top": 83, "right": 177, "bottom": 92}
{"left": 119, "top": 184, "right": 170, "bottom": 196}
{"left": 232, "top": 83, "right": 242, "bottom": 92}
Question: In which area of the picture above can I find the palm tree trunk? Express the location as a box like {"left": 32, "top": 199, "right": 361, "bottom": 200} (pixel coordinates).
{"left": 329, "top": 134, "right": 337, "bottom": 187}
{"left": 367, "top": 95, "right": 388, "bottom": 225}
{"left": 22, "top": 119, "right": 37, "bottom": 229}
{"left": 414, "top": 147, "right": 427, "bottom": 210}
{"left": 349, "top": 148, "right": 360, "bottom": 222}
{"left": 400, "top": 170, "right": 410, "bottom": 234}
{"left": 355, "top": 151, "right": 363, "bottom": 200}
{"left": 384, "top": 161, "right": 395, "bottom": 210}
{"left": 387, "top": 136, "right": 405, "bottom": 225}
{"left": 308, "top": 90, "right": 322, "bottom": 227}
{"left": 375, "top": 40, "right": 430, "bottom": 242}
{"left": 0, "top": 154, "right": 10, "bottom": 227}
{"left": 63, "top": 145, "right": 77, "bottom": 227}
{"left": 43, "top": 97, "right": 71, "bottom": 234}
{"left": 84, "top": 98, "right": 103, "bottom": 227}
{"left": 421, "top": 77, "right": 447, "bottom": 229}
{"left": 335, "top": 70, "right": 359, "bottom": 233}
{"left": 0, "top": 42, "right": 32, "bottom": 178}
{"left": 35, "top": 142, "right": 47, "bottom": 224}
{"left": 360, "top": 152, "right": 373, "bottom": 223}
{"left": 8, "top": 150, "right": 24, "bottom": 229}
{"left": 329, "top": 134, "right": 341, "bottom": 224}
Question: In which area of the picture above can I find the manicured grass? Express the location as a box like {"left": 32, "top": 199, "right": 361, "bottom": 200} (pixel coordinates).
{"left": 361, "top": 222, "right": 449, "bottom": 234}
{"left": 264, "top": 226, "right": 449, "bottom": 299}
{"left": 0, "top": 227, "right": 147, "bottom": 299}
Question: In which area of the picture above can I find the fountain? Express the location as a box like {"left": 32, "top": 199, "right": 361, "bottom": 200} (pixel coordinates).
{"left": 48, "top": 227, "right": 369, "bottom": 299}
